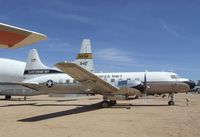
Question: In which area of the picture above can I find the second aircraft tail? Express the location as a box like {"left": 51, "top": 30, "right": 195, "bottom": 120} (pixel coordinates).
{"left": 74, "top": 39, "right": 94, "bottom": 73}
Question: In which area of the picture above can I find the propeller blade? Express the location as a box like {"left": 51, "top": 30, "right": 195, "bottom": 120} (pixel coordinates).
{"left": 143, "top": 72, "right": 147, "bottom": 97}
{"left": 144, "top": 72, "right": 147, "bottom": 89}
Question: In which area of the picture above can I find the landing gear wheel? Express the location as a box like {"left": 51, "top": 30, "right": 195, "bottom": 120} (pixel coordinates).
{"left": 5, "top": 95, "right": 11, "bottom": 100}
{"left": 162, "top": 94, "right": 166, "bottom": 98}
{"left": 168, "top": 93, "right": 175, "bottom": 106}
{"left": 168, "top": 100, "right": 175, "bottom": 106}
{"left": 134, "top": 95, "right": 139, "bottom": 99}
{"left": 110, "top": 100, "right": 117, "bottom": 106}
{"left": 101, "top": 101, "right": 110, "bottom": 108}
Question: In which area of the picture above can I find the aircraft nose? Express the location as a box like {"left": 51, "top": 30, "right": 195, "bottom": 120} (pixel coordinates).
{"left": 132, "top": 83, "right": 145, "bottom": 91}
{"left": 183, "top": 80, "right": 196, "bottom": 89}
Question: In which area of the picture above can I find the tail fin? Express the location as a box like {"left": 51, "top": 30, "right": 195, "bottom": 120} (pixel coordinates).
{"left": 24, "top": 49, "right": 49, "bottom": 79}
{"left": 25, "top": 49, "right": 49, "bottom": 70}
{"left": 74, "top": 39, "right": 94, "bottom": 73}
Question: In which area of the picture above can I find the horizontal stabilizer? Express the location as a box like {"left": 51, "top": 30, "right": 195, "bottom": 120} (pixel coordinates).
{"left": 0, "top": 23, "right": 47, "bottom": 48}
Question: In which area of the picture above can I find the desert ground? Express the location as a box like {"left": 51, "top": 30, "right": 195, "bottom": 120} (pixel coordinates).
{"left": 0, "top": 93, "right": 199, "bottom": 137}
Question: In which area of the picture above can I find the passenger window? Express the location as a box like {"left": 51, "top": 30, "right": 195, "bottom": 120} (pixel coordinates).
{"left": 73, "top": 80, "right": 78, "bottom": 84}
{"left": 66, "top": 79, "right": 70, "bottom": 84}
{"left": 59, "top": 79, "right": 63, "bottom": 83}
{"left": 118, "top": 80, "right": 128, "bottom": 86}
{"left": 118, "top": 79, "right": 122, "bottom": 82}
{"left": 111, "top": 79, "right": 115, "bottom": 82}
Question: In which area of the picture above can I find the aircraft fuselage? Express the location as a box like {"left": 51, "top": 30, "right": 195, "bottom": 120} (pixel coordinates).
{"left": 0, "top": 59, "right": 194, "bottom": 96}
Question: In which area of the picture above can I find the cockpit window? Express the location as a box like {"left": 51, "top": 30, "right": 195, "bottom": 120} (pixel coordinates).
{"left": 171, "top": 75, "right": 180, "bottom": 79}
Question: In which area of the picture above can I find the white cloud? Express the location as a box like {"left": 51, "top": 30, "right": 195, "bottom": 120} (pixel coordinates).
{"left": 159, "top": 19, "right": 185, "bottom": 39}
{"left": 41, "top": 10, "right": 91, "bottom": 24}
{"left": 95, "top": 48, "right": 134, "bottom": 63}
{"left": 42, "top": 38, "right": 75, "bottom": 53}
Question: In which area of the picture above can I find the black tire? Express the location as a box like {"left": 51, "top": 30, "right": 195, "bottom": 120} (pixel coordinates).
{"left": 5, "top": 95, "right": 11, "bottom": 100}
{"left": 101, "top": 101, "right": 110, "bottom": 108}
{"left": 162, "top": 95, "right": 166, "bottom": 98}
{"left": 110, "top": 100, "right": 117, "bottom": 106}
{"left": 168, "top": 100, "right": 175, "bottom": 106}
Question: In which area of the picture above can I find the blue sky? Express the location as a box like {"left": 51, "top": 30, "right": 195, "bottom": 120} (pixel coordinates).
{"left": 0, "top": 0, "right": 200, "bottom": 80}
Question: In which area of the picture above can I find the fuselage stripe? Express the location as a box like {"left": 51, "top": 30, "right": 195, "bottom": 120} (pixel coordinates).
{"left": 24, "top": 69, "right": 63, "bottom": 75}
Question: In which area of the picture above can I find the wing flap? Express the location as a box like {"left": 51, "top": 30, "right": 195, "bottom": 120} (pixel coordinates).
{"left": 56, "top": 62, "right": 119, "bottom": 94}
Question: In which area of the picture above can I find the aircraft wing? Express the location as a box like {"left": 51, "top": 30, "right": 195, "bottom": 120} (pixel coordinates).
{"left": 56, "top": 62, "right": 119, "bottom": 94}
{"left": 0, "top": 82, "right": 41, "bottom": 91}
{"left": 0, "top": 23, "right": 47, "bottom": 48}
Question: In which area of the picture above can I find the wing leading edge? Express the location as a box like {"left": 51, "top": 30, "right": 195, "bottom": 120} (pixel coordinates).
{"left": 0, "top": 23, "right": 47, "bottom": 48}
{"left": 55, "top": 62, "right": 119, "bottom": 94}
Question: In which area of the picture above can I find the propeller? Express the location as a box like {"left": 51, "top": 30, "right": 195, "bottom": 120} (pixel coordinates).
{"left": 142, "top": 72, "right": 147, "bottom": 97}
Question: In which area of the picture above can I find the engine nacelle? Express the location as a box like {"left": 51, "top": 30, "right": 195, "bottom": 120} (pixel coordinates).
{"left": 105, "top": 88, "right": 142, "bottom": 100}
{"left": 116, "top": 87, "right": 141, "bottom": 96}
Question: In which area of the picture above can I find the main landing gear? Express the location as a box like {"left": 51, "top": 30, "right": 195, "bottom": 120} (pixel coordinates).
{"left": 5, "top": 95, "right": 11, "bottom": 100}
{"left": 101, "top": 100, "right": 117, "bottom": 108}
{"left": 101, "top": 96, "right": 117, "bottom": 108}
{"left": 101, "top": 101, "right": 110, "bottom": 108}
{"left": 168, "top": 93, "right": 175, "bottom": 106}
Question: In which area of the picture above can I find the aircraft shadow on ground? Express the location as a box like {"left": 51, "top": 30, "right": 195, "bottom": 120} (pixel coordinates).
{"left": 0, "top": 103, "right": 37, "bottom": 107}
{"left": 18, "top": 102, "right": 102, "bottom": 122}
{"left": 0, "top": 103, "right": 90, "bottom": 107}
{"left": 0, "top": 98, "right": 56, "bottom": 102}
{"left": 17, "top": 103, "right": 172, "bottom": 122}
{"left": 0, "top": 98, "right": 79, "bottom": 102}
{"left": 112, "top": 104, "right": 169, "bottom": 108}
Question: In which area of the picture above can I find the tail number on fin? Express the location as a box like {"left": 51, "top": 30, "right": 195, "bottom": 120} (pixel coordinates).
{"left": 80, "top": 61, "right": 88, "bottom": 66}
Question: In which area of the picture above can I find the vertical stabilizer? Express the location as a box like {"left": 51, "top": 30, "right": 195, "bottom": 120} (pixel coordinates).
{"left": 25, "top": 49, "right": 49, "bottom": 70}
{"left": 75, "top": 39, "right": 94, "bottom": 72}
{"left": 24, "top": 49, "right": 50, "bottom": 79}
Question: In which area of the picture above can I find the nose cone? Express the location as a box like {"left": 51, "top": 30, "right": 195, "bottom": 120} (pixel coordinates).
{"left": 132, "top": 83, "right": 145, "bottom": 92}
{"left": 183, "top": 80, "right": 196, "bottom": 89}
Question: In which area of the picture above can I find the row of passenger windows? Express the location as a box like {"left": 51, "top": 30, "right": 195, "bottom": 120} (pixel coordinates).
{"left": 64, "top": 79, "right": 78, "bottom": 84}
{"left": 105, "top": 78, "right": 132, "bottom": 83}
{"left": 60, "top": 78, "right": 134, "bottom": 84}
{"left": 63, "top": 75, "right": 179, "bottom": 83}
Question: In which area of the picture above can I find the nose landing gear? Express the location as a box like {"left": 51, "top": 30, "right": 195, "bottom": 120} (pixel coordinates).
{"left": 168, "top": 93, "right": 175, "bottom": 106}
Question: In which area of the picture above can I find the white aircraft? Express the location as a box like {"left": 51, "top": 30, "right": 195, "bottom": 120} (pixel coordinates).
{"left": 0, "top": 23, "right": 195, "bottom": 108}
{"left": 55, "top": 62, "right": 195, "bottom": 107}
{"left": 0, "top": 23, "right": 47, "bottom": 83}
